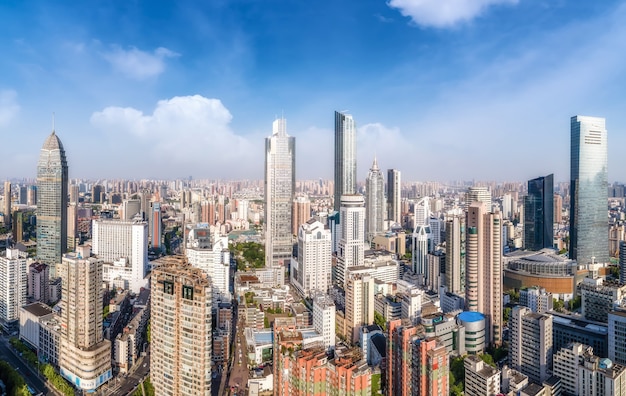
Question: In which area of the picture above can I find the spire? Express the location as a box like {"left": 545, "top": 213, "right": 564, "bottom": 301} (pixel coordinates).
{"left": 371, "top": 155, "right": 379, "bottom": 171}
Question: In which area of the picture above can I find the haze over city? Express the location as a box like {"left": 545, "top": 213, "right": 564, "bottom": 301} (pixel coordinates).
{"left": 1, "top": 1, "right": 625, "bottom": 181}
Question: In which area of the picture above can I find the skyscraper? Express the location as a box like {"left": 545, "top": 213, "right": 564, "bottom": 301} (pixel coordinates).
{"left": 334, "top": 111, "right": 356, "bottom": 211}
{"left": 0, "top": 249, "right": 27, "bottom": 327}
{"left": 467, "top": 186, "right": 491, "bottom": 211}
{"left": 387, "top": 169, "right": 401, "bottom": 225}
{"left": 290, "top": 219, "right": 332, "bottom": 297}
{"left": 365, "top": 157, "right": 384, "bottom": 243}
{"left": 412, "top": 197, "right": 432, "bottom": 279}
{"left": 335, "top": 194, "right": 365, "bottom": 286}
{"left": 465, "top": 202, "right": 503, "bottom": 346}
{"left": 570, "top": 115, "right": 609, "bottom": 265}
{"left": 37, "top": 131, "right": 68, "bottom": 277}
{"left": 509, "top": 306, "right": 553, "bottom": 383}
{"left": 3, "top": 181, "right": 11, "bottom": 229}
{"left": 445, "top": 215, "right": 464, "bottom": 294}
{"left": 264, "top": 118, "right": 296, "bottom": 269}
{"left": 524, "top": 174, "right": 554, "bottom": 250}
{"left": 151, "top": 259, "right": 212, "bottom": 396}
{"left": 58, "top": 246, "right": 112, "bottom": 392}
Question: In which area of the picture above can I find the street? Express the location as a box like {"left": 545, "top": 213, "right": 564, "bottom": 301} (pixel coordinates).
{"left": 0, "top": 335, "right": 53, "bottom": 396}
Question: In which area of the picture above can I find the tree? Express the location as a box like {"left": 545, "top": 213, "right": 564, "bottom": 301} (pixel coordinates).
{"left": 503, "top": 307, "right": 512, "bottom": 324}
{"left": 570, "top": 295, "right": 582, "bottom": 310}
{"left": 553, "top": 298, "right": 564, "bottom": 312}
{"left": 374, "top": 312, "right": 387, "bottom": 331}
{"left": 480, "top": 353, "right": 496, "bottom": 367}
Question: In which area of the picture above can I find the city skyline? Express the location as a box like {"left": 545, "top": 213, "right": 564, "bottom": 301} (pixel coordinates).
{"left": 1, "top": 2, "right": 626, "bottom": 181}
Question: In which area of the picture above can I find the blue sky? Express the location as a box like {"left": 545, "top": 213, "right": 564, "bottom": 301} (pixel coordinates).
{"left": 1, "top": 0, "right": 625, "bottom": 183}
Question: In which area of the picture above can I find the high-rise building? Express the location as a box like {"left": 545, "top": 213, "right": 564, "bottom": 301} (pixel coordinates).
{"left": 524, "top": 174, "right": 554, "bottom": 250}
{"left": 608, "top": 309, "right": 626, "bottom": 365}
{"left": 185, "top": 226, "right": 231, "bottom": 304}
{"left": 28, "top": 262, "right": 50, "bottom": 303}
{"left": 58, "top": 246, "right": 112, "bottom": 392}
{"left": 387, "top": 169, "right": 401, "bottom": 225}
{"left": 121, "top": 199, "right": 141, "bottom": 221}
{"left": 445, "top": 215, "right": 464, "bottom": 294}
{"left": 18, "top": 185, "right": 27, "bottom": 205}
{"left": 335, "top": 194, "right": 365, "bottom": 286}
{"left": 365, "top": 157, "right": 384, "bottom": 243}
{"left": 292, "top": 195, "right": 311, "bottom": 235}
{"left": 465, "top": 202, "right": 502, "bottom": 346}
{"left": 570, "top": 115, "right": 609, "bottom": 265}
{"left": 554, "top": 194, "right": 563, "bottom": 224}
{"left": 150, "top": 202, "right": 162, "bottom": 250}
{"left": 334, "top": 111, "right": 356, "bottom": 211}
{"left": 620, "top": 241, "right": 626, "bottom": 285}
{"left": 0, "top": 249, "right": 27, "bottom": 328}
{"left": 510, "top": 306, "right": 553, "bottom": 383}
{"left": 92, "top": 219, "right": 149, "bottom": 293}
{"left": 151, "top": 259, "right": 212, "bottom": 396}
{"left": 387, "top": 320, "right": 421, "bottom": 396}
{"left": 12, "top": 210, "right": 23, "bottom": 243}
{"left": 345, "top": 271, "right": 375, "bottom": 344}
{"left": 412, "top": 337, "right": 449, "bottom": 396}
{"left": 464, "top": 354, "right": 501, "bottom": 396}
{"left": 264, "top": 118, "right": 296, "bottom": 269}
{"left": 36, "top": 131, "right": 68, "bottom": 277}
{"left": 3, "top": 181, "right": 11, "bottom": 229}
{"left": 290, "top": 219, "right": 332, "bottom": 297}
{"left": 313, "top": 294, "right": 336, "bottom": 350}
{"left": 67, "top": 203, "right": 77, "bottom": 252}
{"left": 467, "top": 186, "right": 491, "bottom": 211}
{"left": 27, "top": 185, "right": 37, "bottom": 206}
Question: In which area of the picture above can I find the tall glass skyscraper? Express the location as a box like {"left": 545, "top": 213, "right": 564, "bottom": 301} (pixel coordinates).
{"left": 365, "top": 157, "right": 384, "bottom": 243}
{"left": 264, "top": 118, "right": 295, "bottom": 269}
{"left": 570, "top": 115, "right": 608, "bottom": 265}
{"left": 37, "top": 131, "right": 68, "bottom": 277}
{"left": 387, "top": 169, "right": 401, "bottom": 225}
{"left": 334, "top": 111, "right": 356, "bottom": 211}
{"left": 524, "top": 174, "right": 554, "bottom": 251}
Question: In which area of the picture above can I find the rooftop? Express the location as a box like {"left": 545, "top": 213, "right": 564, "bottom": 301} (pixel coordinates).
{"left": 21, "top": 302, "right": 53, "bottom": 318}
{"left": 42, "top": 131, "right": 64, "bottom": 151}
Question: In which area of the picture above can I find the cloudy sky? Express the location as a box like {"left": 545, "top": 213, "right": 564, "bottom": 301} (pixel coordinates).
{"left": 1, "top": 1, "right": 625, "bottom": 183}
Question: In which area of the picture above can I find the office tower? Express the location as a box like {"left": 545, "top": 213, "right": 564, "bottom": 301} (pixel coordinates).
{"left": 67, "top": 203, "right": 77, "bottom": 252}
{"left": 502, "top": 193, "right": 512, "bottom": 219}
{"left": 345, "top": 271, "right": 375, "bottom": 343}
{"left": 387, "top": 169, "right": 401, "bottom": 224}
{"left": 467, "top": 186, "right": 491, "bottom": 210}
{"left": 365, "top": 157, "right": 384, "bottom": 243}
{"left": 465, "top": 202, "right": 502, "bottom": 346}
{"left": 290, "top": 219, "right": 332, "bottom": 297}
{"left": 313, "top": 294, "right": 336, "bottom": 350}
{"left": 334, "top": 111, "right": 357, "bottom": 211}
{"left": 121, "top": 199, "right": 141, "bottom": 221}
{"left": 464, "top": 354, "right": 501, "bottom": 396}
{"left": 401, "top": 286, "right": 424, "bottom": 324}
{"left": 36, "top": 131, "right": 68, "bottom": 277}
{"left": 445, "top": 215, "right": 464, "bottom": 294}
{"left": 335, "top": 194, "right": 365, "bottom": 286}
{"left": 554, "top": 194, "right": 563, "bottom": 223}
{"left": 185, "top": 226, "right": 231, "bottom": 304}
{"left": 58, "top": 247, "right": 112, "bottom": 391}
{"left": 412, "top": 337, "right": 449, "bottom": 396}
{"left": 3, "top": 181, "right": 11, "bottom": 228}
{"left": 291, "top": 195, "right": 311, "bottom": 235}
{"left": 92, "top": 219, "right": 149, "bottom": 293}
{"left": 510, "top": 306, "right": 553, "bottom": 383}
{"left": 12, "top": 210, "right": 23, "bottom": 243}
{"left": 414, "top": 196, "right": 430, "bottom": 227}
{"left": 621, "top": 241, "right": 626, "bottom": 285}
{"left": 69, "top": 184, "right": 79, "bottom": 204}
{"left": 264, "top": 117, "right": 296, "bottom": 269}
{"left": 28, "top": 262, "right": 50, "bottom": 303}
{"left": 18, "top": 185, "right": 27, "bottom": 205}
{"left": 27, "top": 185, "right": 37, "bottom": 206}
{"left": 579, "top": 278, "right": 626, "bottom": 323}
{"left": 608, "top": 309, "right": 626, "bottom": 365}
{"left": 150, "top": 202, "right": 162, "bottom": 250}
{"left": 0, "top": 249, "right": 27, "bottom": 326}
{"left": 524, "top": 174, "right": 554, "bottom": 250}
{"left": 570, "top": 115, "right": 609, "bottom": 265}
{"left": 151, "top": 261, "right": 212, "bottom": 396}
{"left": 91, "top": 184, "right": 103, "bottom": 203}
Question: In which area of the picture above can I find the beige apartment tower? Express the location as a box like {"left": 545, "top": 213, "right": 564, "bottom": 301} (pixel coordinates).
{"left": 151, "top": 259, "right": 212, "bottom": 396}
{"left": 58, "top": 246, "right": 112, "bottom": 392}
{"left": 465, "top": 202, "right": 503, "bottom": 346}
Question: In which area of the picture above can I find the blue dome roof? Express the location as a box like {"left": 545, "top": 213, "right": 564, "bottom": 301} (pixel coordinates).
{"left": 458, "top": 311, "right": 485, "bottom": 323}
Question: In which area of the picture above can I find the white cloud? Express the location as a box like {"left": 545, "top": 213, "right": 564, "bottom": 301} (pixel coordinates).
{"left": 102, "top": 46, "right": 179, "bottom": 79}
{"left": 387, "top": 0, "right": 518, "bottom": 28}
{"left": 90, "top": 95, "right": 258, "bottom": 178}
{"left": 0, "top": 90, "right": 20, "bottom": 126}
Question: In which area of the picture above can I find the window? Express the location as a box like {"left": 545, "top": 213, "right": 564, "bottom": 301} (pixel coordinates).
{"left": 183, "top": 285, "right": 194, "bottom": 300}
{"left": 164, "top": 281, "right": 174, "bottom": 295}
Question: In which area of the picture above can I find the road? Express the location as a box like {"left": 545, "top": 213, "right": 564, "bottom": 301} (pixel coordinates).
{"left": 0, "top": 335, "right": 53, "bottom": 396}
{"left": 106, "top": 349, "right": 150, "bottom": 396}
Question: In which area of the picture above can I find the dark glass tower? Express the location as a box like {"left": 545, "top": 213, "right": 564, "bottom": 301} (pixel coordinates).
{"left": 570, "top": 116, "right": 608, "bottom": 264}
{"left": 524, "top": 174, "right": 554, "bottom": 250}
{"left": 36, "top": 131, "right": 68, "bottom": 277}
{"left": 334, "top": 111, "right": 356, "bottom": 211}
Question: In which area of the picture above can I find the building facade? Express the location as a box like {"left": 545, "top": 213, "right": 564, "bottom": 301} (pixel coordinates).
{"left": 36, "top": 131, "right": 68, "bottom": 277}
{"left": 334, "top": 111, "right": 357, "bottom": 212}
{"left": 0, "top": 249, "right": 27, "bottom": 328}
{"left": 524, "top": 174, "right": 554, "bottom": 250}
{"left": 290, "top": 219, "right": 332, "bottom": 297}
{"left": 570, "top": 115, "right": 609, "bottom": 265}
{"left": 510, "top": 306, "right": 553, "bottom": 383}
{"left": 151, "top": 260, "right": 212, "bottom": 396}
{"left": 387, "top": 169, "right": 401, "bottom": 225}
{"left": 335, "top": 194, "right": 365, "bottom": 286}
{"left": 365, "top": 157, "right": 384, "bottom": 243}
{"left": 264, "top": 117, "right": 296, "bottom": 269}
